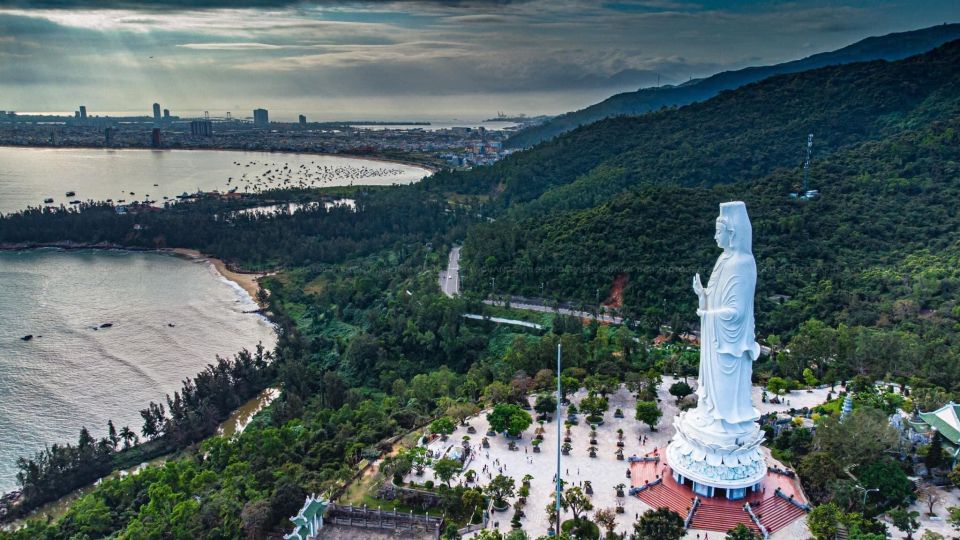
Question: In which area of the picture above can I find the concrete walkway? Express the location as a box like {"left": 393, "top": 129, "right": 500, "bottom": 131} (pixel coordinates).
{"left": 484, "top": 298, "right": 624, "bottom": 325}
{"left": 461, "top": 313, "right": 544, "bottom": 330}
{"left": 407, "top": 377, "right": 829, "bottom": 538}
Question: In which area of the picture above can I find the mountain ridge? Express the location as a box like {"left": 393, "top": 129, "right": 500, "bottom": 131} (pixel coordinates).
{"left": 506, "top": 23, "right": 960, "bottom": 149}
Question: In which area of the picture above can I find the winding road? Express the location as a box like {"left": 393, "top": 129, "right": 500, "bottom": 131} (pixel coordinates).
{"left": 439, "top": 245, "right": 461, "bottom": 297}
{"left": 439, "top": 246, "right": 624, "bottom": 325}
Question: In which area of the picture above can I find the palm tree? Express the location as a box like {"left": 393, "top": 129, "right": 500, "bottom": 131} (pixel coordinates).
{"left": 119, "top": 426, "right": 138, "bottom": 449}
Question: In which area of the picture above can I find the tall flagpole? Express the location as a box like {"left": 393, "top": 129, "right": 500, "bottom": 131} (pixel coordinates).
{"left": 555, "top": 342, "right": 562, "bottom": 534}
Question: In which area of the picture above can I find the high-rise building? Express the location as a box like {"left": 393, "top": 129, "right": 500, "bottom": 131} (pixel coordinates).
{"left": 163, "top": 109, "right": 170, "bottom": 120}
{"left": 253, "top": 108, "right": 269, "bottom": 127}
{"left": 79, "top": 106, "right": 87, "bottom": 120}
{"left": 298, "top": 114, "right": 306, "bottom": 126}
{"left": 190, "top": 120, "right": 213, "bottom": 137}
{"left": 152, "top": 103, "right": 161, "bottom": 123}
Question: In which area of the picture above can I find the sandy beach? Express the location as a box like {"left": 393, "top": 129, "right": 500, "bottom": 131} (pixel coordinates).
{"left": 170, "top": 248, "right": 265, "bottom": 305}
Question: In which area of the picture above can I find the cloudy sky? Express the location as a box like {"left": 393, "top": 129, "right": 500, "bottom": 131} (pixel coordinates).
{"left": 1, "top": 0, "right": 958, "bottom": 120}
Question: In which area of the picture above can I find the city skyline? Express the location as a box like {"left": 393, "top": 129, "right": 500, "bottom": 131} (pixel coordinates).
{"left": 1, "top": 0, "right": 959, "bottom": 118}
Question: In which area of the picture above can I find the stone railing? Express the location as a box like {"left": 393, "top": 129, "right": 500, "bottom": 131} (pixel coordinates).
{"left": 458, "top": 523, "right": 484, "bottom": 536}
{"left": 631, "top": 478, "right": 662, "bottom": 495}
{"left": 774, "top": 487, "right": 811, "bottom": 511}
{"left": 744, "top": 502, "right": 770, "bottom": 539}
{"left": 684, "top": 496, "right": 700, "bottom": 529}
{"left": 326, "top": 503, "right": 444, "bottom": 537}
{"left": 767, "top": 465, "right": 796, "bottom": 478}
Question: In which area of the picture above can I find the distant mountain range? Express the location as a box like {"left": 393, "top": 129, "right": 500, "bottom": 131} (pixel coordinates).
{"left": 506, "top": 23, "right": 960, "bottom": 149}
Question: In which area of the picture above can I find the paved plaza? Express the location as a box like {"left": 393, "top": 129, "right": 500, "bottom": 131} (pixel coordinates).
{"left": 404, "top": 377, "right": 833, "bottom": 538}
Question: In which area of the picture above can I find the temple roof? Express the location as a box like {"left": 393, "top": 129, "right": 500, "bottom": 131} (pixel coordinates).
{"left": 913, "top": 401, "right": 960, "bottom": 445}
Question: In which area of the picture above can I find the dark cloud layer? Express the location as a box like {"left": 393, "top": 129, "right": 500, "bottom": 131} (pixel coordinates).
{"left": 0, "top": 0, "right": 527, "bottom": 9}
{"left": 0, "top": 0, "right": 958, "bottom": 117}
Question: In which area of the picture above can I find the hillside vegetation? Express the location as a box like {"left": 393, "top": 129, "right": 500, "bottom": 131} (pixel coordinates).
{"left": 460, "top": 40, "right": 960, "bottom": 361}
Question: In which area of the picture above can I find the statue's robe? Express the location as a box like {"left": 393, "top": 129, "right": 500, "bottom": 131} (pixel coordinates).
{"left": 696, "top": 250, "right": 761, "bottom": 426}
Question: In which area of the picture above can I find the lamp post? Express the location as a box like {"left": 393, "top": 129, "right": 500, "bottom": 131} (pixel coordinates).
{"left": 555, "top": 342, "right": 562, "bottom": 536}
{"left": 855, "top": 485, "right": 879, "bottom": 510}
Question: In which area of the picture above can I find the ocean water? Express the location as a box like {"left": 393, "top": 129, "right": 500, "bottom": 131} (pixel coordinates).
{"left": 0, "top": 147, "right": 429, "bottom": 215}
{"left": 0, "top": 249, "right": 276, "bottom": 492}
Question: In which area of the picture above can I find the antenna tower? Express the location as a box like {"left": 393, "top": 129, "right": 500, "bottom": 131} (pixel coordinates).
{"left": 802, "top": 133, "right": 813, "bottom": 193}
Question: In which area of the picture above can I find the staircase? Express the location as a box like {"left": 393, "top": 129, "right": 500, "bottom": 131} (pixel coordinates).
{"left": 636, "top": 484, "right": 695, "bottom": 516}
{"left": 757, "top": 496, "right": 807, "bottom": 533}
{"left": 689, "top": 503, "right": 759, "bottom": 533}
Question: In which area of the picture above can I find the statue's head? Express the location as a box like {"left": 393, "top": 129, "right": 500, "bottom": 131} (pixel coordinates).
{"left": 715, "top": 201, "right": 752, "bottom": 254}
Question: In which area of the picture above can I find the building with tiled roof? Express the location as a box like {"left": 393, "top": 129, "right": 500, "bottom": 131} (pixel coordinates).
{"left": 909, "top": 401, "right": 960, "bottom": 462}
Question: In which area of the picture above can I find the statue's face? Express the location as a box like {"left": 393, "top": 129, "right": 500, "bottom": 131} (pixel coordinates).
{"left": 715, "top": 219, "right": 732, "bottom": 249}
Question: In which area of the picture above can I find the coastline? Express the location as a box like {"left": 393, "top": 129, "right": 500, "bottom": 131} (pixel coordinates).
{"left": 0, "top": 143, "right": 440, "bottom": 175}
{"left": 0, "top": 242, "right": 267, "bottom": 308}
{"left": 0, "top": 243, "right": 277, "bottom": 526}
{"left": 169, "top": 248, "right": 265, "bottom": 305}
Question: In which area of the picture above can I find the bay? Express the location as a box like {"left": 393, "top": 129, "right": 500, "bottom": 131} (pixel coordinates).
{"left": 0, "top": 249, "right": 277, "bottom": 492}
{"left": 0, "top": 147, "right": 429, "bottom": 215}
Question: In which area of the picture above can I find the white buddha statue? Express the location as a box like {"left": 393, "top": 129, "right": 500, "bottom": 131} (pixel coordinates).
{"left": 692, "top": 201, "right": 761, "bottom": 429}
{"left": 667, "top": 201, "right": 766, "bottom": 496}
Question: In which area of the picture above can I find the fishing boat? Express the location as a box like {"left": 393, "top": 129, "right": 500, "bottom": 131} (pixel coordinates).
{"left": 43, "top": 197, "right": 54, "bottom": 204}
{"left": 65, "top": 191, "right": 76, "bottom": 197}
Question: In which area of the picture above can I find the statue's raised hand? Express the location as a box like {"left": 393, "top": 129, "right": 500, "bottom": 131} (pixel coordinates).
{"left": 693, "top": 273, "right": 706, "bottom": 311}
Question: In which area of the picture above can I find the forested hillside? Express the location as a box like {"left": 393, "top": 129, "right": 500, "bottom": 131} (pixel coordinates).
{"left": 430, "top": 39, "right": 960, "bottom": 215}
{"left": 460, "top": 40, "right": 960, "bottom": 360}
{"left": 506, "top": 23, "right": 960, "bottom": 148}
{"left": 464, "top": 117, "right": 960, "bottom": 339}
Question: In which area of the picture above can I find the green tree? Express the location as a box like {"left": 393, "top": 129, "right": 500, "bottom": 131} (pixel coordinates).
{"left": 726, "top": 523, "right": 760, "bottom": 540}
{"left": 487, "top": 404, "right": 532, "bottom": 437}
{"left": 858, "top": 459, "right": 913, "bottom": 510}
{"left": 947, "top": 506, "right": 960, "bottom": 531}
{"left": 119, "top": 426, "right": 138, "bottom": 450}
{"left": 485, "top": 474, "right": 516, "bottom": 508}
{"left": 408, "top": 446, "right": 429, "bottom": 475}
{"left": 668, "top": 381, "right": 692, "bottom": 403}
{"left": 593, "top": 508, "right": 617, "bottom": 538}
{"left": 813, "top": 408, "right": 898, "bottom": 468}
{"left": 240, "top": 498, "right": 272, "bottom": 540}
{"left": 633, "top": 508, "right": 684, "bottom": 540}
{"left": 483, "top": 381, "right": 513, "bottom": 405}
{"left": 889, "top": 507, "right": 920, "bottom": 540}
{"left": 635, "top": 401, "right": 662, "bottom": 431}
{"left": 64, "top": 495, "right": 113, "bottom": 539}
{"left": 766, "top": 376, "right": 792, "bottom": 395}
{"left": 580, "top": 392, "right": 609, "bottom": 420}
{"left": 462, "top": 488, "right": 484, "bottom": 514}
{"left": 561, "top": 486, "right": 594, "bottom": 522}
{"left": 797, "top": 452, "right": 843, "bottom": 504}
{"left": 430, "top": 417, "right": 456, "bottom": 439}
{"left": 924, "top": 430, "right": 946, "bottom": 473}
{"left": 433, "top": 458, "right": 463, "bottom": 487}
{"left": 535, "top": 394, "right": 558, "bottom": 416}
{"left": 807, "top": 502, "right": 844, "bottom": 540}
{"left": 447, "top": 402, "right": 481, "bottom": 425}
{"left": 910, "top": 386, "right": 952, "bottom": 413}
